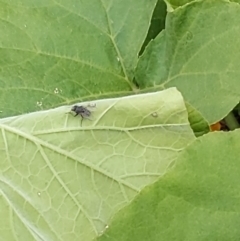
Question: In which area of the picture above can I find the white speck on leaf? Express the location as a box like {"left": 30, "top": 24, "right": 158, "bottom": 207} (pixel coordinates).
{"left": 36, "top": 101, "right": 42, "bottom": 107}
{"left": 54, "top": 88, "right": 59, "bottom": 94}
{"left": 117, "top": 57, "right": 120, "bottom": 61}
{"left": 152, "top": 112, "right": 158, "bottom": 117}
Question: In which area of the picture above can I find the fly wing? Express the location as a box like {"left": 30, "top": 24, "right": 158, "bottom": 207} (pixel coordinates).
{"left": 81, "top": 107, "right": 91, "bottom": 117}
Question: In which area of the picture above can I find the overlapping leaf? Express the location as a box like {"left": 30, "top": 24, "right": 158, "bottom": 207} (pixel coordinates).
{"left": 135, "top": 0, "right": 240, "bottom": 123}
{"left": 98, "top": 130, "right": 240, "bottom": 241}
{"left": 0, "top": 89, "right": 195, "bottom": 241}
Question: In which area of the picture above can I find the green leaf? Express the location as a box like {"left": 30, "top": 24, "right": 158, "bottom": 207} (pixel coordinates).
{"left": 0, "top": 0, "right": 157, "bottom": 117}
{"left": 137, "top": 30, "right": 167, "bottom": 83}
{"left": 98, "top": 130, "right": 240, "bottom": 241}
{"left": 185, "top": 101, "right": 210, "bottom": 137}
{"left": 135, "top": 0, "right": 240, "bottom": 124}
{"left": 0, "top": 88, "right": 195, "bottom": 241}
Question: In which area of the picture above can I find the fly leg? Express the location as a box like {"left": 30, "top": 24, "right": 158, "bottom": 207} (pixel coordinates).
{"left": 80, "top": 114, "right": 84, "bottom": 126}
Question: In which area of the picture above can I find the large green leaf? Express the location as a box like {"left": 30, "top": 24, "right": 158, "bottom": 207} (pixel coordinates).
{"left": 98, "top": 130, "right": 240, "bottom": 241}
{"left": 135, "top": 0, "right": 240, "bottom": 124}
{"left": 0, "top": 0, "right": 157, "bottom": 117}
{"left": 0, "top": 88, "right": 195, "bottom": 241}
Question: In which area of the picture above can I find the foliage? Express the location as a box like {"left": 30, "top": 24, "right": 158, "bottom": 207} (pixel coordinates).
{"left": 0, "top": 0, "right": 239, "bottom": 240}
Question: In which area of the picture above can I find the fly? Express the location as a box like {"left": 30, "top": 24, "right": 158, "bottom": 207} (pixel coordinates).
{"left": 70, "top": 105, "right": 92, "bottom": 126}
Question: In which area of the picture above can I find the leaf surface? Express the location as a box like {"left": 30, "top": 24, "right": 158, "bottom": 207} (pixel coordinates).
{"left": 0, "top": 0, "right": 157, "bottom": 117}
{"left": 135, "top": 0, "right": 240, "bottom": 123}
{"left": 0, "top": 88, "right": 195, "bottom": 241}
{"left": 98, "top": 130, "right": 240, "bottom": 241}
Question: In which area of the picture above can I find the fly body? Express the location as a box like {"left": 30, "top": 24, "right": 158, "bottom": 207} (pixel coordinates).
{"left": 71, "top": 105, "right": 92, "bottom": 126}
